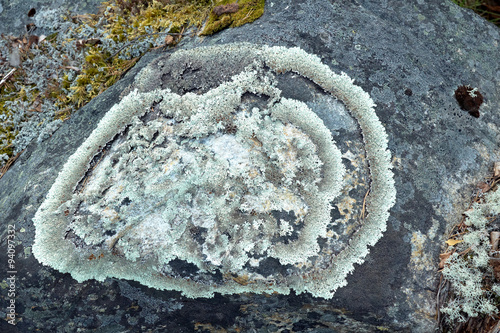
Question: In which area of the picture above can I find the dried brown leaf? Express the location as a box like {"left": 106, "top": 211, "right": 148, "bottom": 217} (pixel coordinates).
{"left": 479, "top": 182, "right": 491, "bottom": 193}
{"left": 439, "top": 252, "right": 452, "bottom": 269}
{"left": 494, "top": 161, "right": 500, "bottom": 178}
{"left": 27, "top": 35, "right": 39, "bottom": 48}
{"left": 491, "top": 231, "right": 500, "bottom": 251}
{"left": 490, "top": 258, "right": 500, "bottom": 281}
{"left": 212, "top": 3, "right": 239, "bottom": 16}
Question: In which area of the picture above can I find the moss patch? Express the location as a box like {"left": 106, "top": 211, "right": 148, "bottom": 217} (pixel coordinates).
{"left": 201, "top": 0, "right": 265, "bottom": 36}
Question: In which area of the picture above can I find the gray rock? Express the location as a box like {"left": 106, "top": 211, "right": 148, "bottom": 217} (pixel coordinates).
{"left": 1, "top": 0, "right": 499, "bottom": 332}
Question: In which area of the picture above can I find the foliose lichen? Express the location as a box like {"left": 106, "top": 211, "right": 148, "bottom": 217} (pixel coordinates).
{"left": 33, "top": 43, "right": 396, "bottom": 299}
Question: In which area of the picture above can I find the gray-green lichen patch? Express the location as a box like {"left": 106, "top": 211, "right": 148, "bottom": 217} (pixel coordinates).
{"left": 32, "top": 43, "right": 396, "bottom": 299}
{"left": 441, "top": 185, "right": 500, "bottom": 322}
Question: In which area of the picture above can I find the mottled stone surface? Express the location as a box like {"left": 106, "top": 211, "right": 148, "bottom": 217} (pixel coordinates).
{"left": 1, "top": 0, "right": 500, "bottom": 332}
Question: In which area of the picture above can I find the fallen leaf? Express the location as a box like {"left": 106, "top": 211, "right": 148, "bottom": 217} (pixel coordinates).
{"left": 439, "top": 252, "right": 452, "bottom": 269}
{"left": 491, "top": 231, "right": 500, "bottom": 251}
{"left": 231, "top": 274, "right": 253, "bottom": 286}
{"left": 494, "top": 161, "right": 500, "bottom": 178}
{"left": 490, "top": 258, "right": 500, "bottom": 281}
{"left": 445, "top": 238, "right": 464, "bottom": 246}
{"left": 479, "top": 182, "right": 491, "bottom": 193}
{"left": 212, "top": 3, "right": 239, "bottom": 16}
{"left": 30, "top": 98, "right": 42, "bottom": 112}
{"left": 27, "top": 35, "right": 39, "bottom": 48}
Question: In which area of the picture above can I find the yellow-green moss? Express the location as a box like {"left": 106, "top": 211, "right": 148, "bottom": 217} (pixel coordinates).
{"left": 97, "top": 0, "right": 213, "bottom": 40}
{"left": 0, "top": 71, "right": 30, "bottom": 157}
{"left": 201, "top": 0, "right": 265, "bottom": 36}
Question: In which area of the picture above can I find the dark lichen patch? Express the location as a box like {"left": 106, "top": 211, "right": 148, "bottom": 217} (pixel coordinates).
{"left": 244, "top": 257, "right": 295, "bottom": 278}
{"left": 168, "top": 259, "right": 200, "bottom": 278}
{"left": 201, "top": 0, "right": 265, "bottom": 36}
{"left": 27, "top": 8, "right": 36, "bottom": 18}
{"left": 454, "top": 85, "right": 484, "bottom": 118}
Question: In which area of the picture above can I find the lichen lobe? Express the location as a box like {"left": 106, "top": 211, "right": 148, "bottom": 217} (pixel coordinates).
{"left": 32, "top": 44, "right": 396, "bottom": 299}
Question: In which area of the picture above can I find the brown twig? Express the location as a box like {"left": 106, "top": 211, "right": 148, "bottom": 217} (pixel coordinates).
{"left": 488, "top": 318, "right": 500, "bottom": 333}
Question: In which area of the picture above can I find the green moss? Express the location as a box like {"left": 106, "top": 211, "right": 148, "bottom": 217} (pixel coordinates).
{"left": 99, "top": 0, "right": 213, "bottom": 41}
{"left": 201, "top": 0, "right": 265, "bottom": 36}
{"left": 0, "top": 71, "right": 30, "bottom": 157}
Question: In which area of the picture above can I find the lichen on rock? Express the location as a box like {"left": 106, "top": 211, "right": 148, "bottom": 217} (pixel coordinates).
{"left": 32, "top": 43, "right": 396, "bottom": 299}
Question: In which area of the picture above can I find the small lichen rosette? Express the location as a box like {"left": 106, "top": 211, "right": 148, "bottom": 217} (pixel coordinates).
{"left": 33, "top": 44, "right": 396, "bottom": 298}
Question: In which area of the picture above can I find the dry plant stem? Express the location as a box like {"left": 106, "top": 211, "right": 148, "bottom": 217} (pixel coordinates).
{"left": 105, "top": 32, "right": 189, "bottom": 61}
{"left": 359, "top": 188, "right": 370, "bottom": 220}
{"left": 458, "top": 247, "right": 472, "bottom": 256}
{"left": 488, "top": 318, "right": 500, "bottom": 333}
{"left": 436, "top": 274, "right": 446, "bottom": 323}
{"left": 0, "top": 68, "right": 16, "bottom": 88}
{"left": 0, "top": 150, "right": 24, "bottom": 179}
{"left": 241, "top": 9, "right": 254, "bottom": 22}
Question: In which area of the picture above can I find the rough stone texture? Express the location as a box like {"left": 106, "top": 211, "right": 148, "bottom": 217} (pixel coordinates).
{"left": 1, "top": 0, "right": 500, "bottom": 332}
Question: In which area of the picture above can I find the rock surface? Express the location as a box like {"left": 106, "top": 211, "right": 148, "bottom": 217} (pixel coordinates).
{"left": 1, "top": 0, "right": 500, "bottom": 332}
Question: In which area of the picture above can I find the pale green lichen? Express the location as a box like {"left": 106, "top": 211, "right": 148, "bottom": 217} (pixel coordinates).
{"left": 32, "top": 44, "right": 396, "bottom": 299}
{"left": 441, "top": 186, "right": 500, "bottom": 323}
